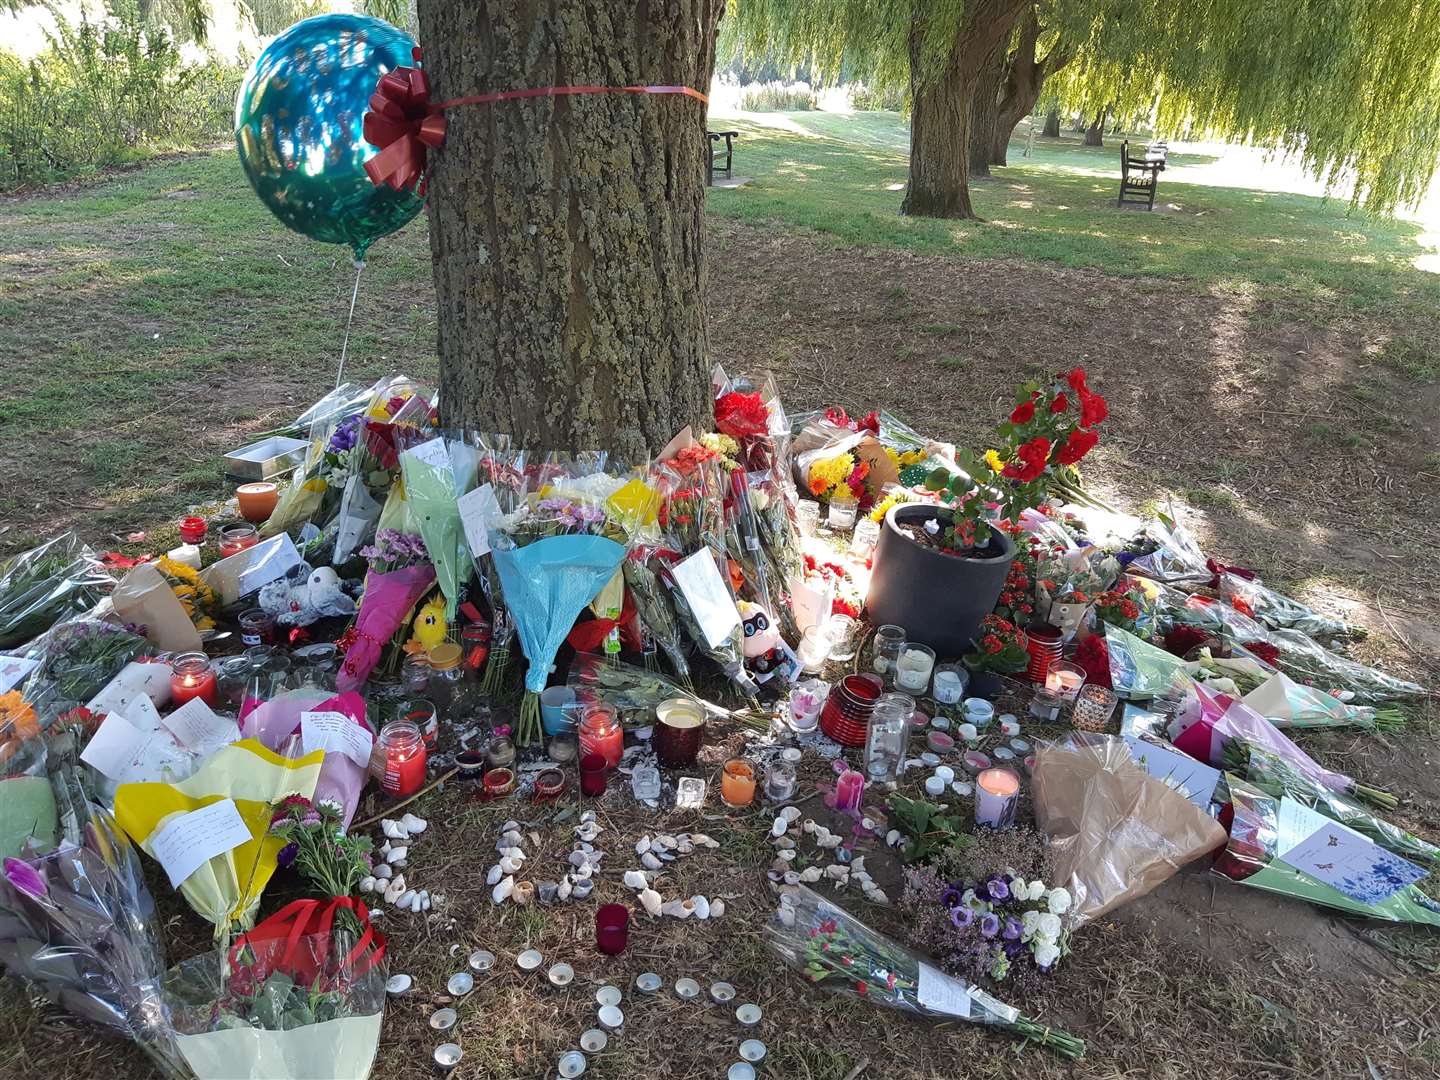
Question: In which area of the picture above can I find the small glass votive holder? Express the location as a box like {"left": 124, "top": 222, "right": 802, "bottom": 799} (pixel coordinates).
{"left": 798, "top": 625, "right": 832, "bottom": 673}
{"left": 894, "top": 643, "right": 936, "bottom": 694}
{"left": 826, "top": 614, "right": 858, "bottom": 661}
{"left": 1072, "top": 684, "right": 1118, "bottom": 732}
{"left": 849, "top": 517, "right": 881, "bottom": 559}
{"left": 596, "top": 903, "right": 629, "bottom": 955}
{"left": 218, "top": 522, "right": 258, "bottom": 559}
{"left": 764, "top": 761, "right": 797, "bottom": 802}
{"left": 1044, "top": 659, "right": 1087, "bottom": 703}
{"left": 871, "top": 624, "right": 906, "bottom": 676}
{"left": 580, "top": 752, "right": 608, "bottom": 797}
{"left": 827, "top": 494, "right": 859, "bottom": 531}
{"left": 931, "top": 663, "right": 967, "bottom": 705}
{"left": 721, "top": 759, "right": 756, "bottom": 807}
{"left": 788, "top": 678, "right": 826, "bottom": 731}
{"left": 795, "top": 500, "right": 821, "bottom": 537}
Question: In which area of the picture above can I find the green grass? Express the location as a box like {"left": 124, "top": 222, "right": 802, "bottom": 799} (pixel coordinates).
{"left": 706, "top": 112, "right": 1440, "bottom": 313}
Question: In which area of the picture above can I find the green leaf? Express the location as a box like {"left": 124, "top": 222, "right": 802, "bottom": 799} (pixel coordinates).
{"left": 923, "top": 466, "right": 951, "bottom": 491}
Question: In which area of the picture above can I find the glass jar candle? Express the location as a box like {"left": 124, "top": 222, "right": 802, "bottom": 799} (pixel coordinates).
{"left": 849, "top": 516, "right": 881, "bottom": 559}
{"left": 827, "top": 494, "right": 859, "bottom": 531}
{"left": 398, "top": 699, "right": 438, "bottom": 750}
{"left": 236, "top": 482, "right": 279, "bottom": 524}
{"left": 975, "top": 767, "right": 1021, "bottom": 829}
{"left": 764, "top": 761, "right": 797, "bottom": 802}
{"left": 1044, "top": 660, "right": 1087, "bottom": 702}
{"left": 795, "top": 500, "right": 821, "bottom": 537}
{"left": 596, "top": 904, "right": 630, "bottom": 956}
{"left": 863, "top": 701, "right": 908, "bottom": 783}
{"left": 931, "top": 664, "right": 967, "bottom": 705}
{"left": 238, "top": 608, "right": 275, "bottom": 648}
{"left": 401, "top": 654, "right": 431, "bottom": 696}
{"left": 798, "top": 625, "right": 832, "bottom": 673}
{"left": 894, "top": 643, "right": 936, "bottom": 694}
{"left": 533, "top": 768, "right": 566, "bottom": 800}
{"left": 653, "top": 697, "right": 705, "bottom": 768}
{"left": 178, "top": 516, "right": 208, "bottom": 545}
{"left": 579, "top": 752, "right": 608, "bottom": 797}
{"left": 218, "top": 523, "right": 258, "bottom": 559}
{"left": 788, "top": 678, "right": 827, "bottom": 731}
{"left": 579, "top": 705, "right": 624, "bottom": 769}
{"left": 372, "top": 719, "right": 427, "bottom": 798}
{"left": 871, "top": 624, "right": 905, "bottom": 676}
{"left": 1072, "top": 684, "right": 1118, "bottom": 733}
{"left": 720, "top": 759, "right": 756, "bottom": 807}
{"left": 826, "top": 614, "right": 858, "bottom": 662}
{"left": 485, "top": 735, "right": 516, "bottom": 771}
{"left": 481, "top": 767, "right": 516, "bottom": 799}
{"left": 216, "top": 656, "right": 251, "bottom": 708}
{"left": 427, "top": 644, "right": 464, "bottom": 713}
{"left": 169, "top": 652, "right": 217, "bottom": 708}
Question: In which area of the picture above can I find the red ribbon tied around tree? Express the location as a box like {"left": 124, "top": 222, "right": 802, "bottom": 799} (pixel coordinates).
{"left": 363, "top": 47, "right": 707, "bottom": 194}
{"left": 363, "top": 48, "right": 446, "bottom": 194}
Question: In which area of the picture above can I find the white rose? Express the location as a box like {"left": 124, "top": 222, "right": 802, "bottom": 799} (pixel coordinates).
{"left": 1037, "top": 912, "right": 1062, "bottom": 940}
{"left": 1021, "top": 910, "right": 1042, "bottom": 940}
{"left": 1033, "top": 941, "right": 1061, "bottom": 968}
{"left": 961, "top": 888, "right": 980, "bottom": 910}
{"left": 1029, "top": 881, "right": 1048, "bottom": 902}
{"left": 1011, "top": 876, "right": 1028, "bottom": 900}
{"left": 1047, "top": 887, "right": 1072, "bottom": 915}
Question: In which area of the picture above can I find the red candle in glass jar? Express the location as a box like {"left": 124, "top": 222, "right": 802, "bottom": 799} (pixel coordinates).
{"left": 179, "top": 517, "right": 208, "bottom": 545}
{"left": 595, "top": 903, "right": 629, "bottom": 955}
{"left": 579, "top": 753, "right": 608, "bottom": 797}
{"left": 578, "top": 705, "right": 624, "bottom": 769}
{"left": 373, "top": 720, "right": 427, "bottom": 798}
{"left": 169, "top": 652, "right": 217, "bottom": 708}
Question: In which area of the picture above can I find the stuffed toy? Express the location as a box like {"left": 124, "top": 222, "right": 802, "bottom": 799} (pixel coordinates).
{"left": 259, "top": 564, "right": 359, "bottom": 627}
{"left": 739, "top": 600, "right": 788, "bottom": 681}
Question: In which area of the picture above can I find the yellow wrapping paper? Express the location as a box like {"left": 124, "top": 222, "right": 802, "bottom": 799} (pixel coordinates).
{"left": 114, "top": 739, "right": 323, "bottom": 938}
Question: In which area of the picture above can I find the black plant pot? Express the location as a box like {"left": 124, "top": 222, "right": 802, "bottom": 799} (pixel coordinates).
{"left": 865, "top": 504, "right": 1015, "bottom": 658}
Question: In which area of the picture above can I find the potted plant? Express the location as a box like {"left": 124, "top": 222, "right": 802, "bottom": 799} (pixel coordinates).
{"left": 962, "top": 614, "right": 1031, "bottom": 695}
{"left": 866, "top": 368, "right": 1108, "bottom": 657}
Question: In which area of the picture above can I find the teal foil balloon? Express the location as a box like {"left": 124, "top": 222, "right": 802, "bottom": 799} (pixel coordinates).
{"left": 235, "top": 14, "right": 423, "bottom": 261}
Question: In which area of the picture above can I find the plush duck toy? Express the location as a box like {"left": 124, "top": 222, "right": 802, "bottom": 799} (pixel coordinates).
{"left": 409, "top": 593, "right": 449, "bottom": 653}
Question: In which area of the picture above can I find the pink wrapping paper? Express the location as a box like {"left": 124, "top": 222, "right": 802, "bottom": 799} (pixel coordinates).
{"left": 241, "top": 689, "right": 372, "bottom": 827}
{"left": 336, "top": 564, "right": 436, "bottom": 692}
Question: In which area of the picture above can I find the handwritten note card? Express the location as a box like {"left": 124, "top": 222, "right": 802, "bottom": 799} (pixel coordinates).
{"left": 670, "top": 548, "right": 742, "bottom": 650}
{"left": 917, "top": 962, "right": 972, "bottom": 1019}
{"left": 80, "top": 711, "right": 151, "bottom": 780}
{"left": 1280, "top": 812, "right": 1426, "bottom": 904}
{"left": 161, "top": 698, "right": 240, "bottom": 753}
{"left": 150, "top": 798, "right": 251, "bottom": 889}
{"left": 0, "top": 656, "right": 39, "bottom": 695}
{"left": 457, "top": 483, "right": 500, "bottom": 559}
{"left": 301, "top": 710, "right": 375, "bottom": 769}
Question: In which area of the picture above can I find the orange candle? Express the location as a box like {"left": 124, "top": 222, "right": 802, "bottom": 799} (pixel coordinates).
{"left": 720, "top": 758, "right": 756, "bottom": 807}
{"left": 236, "top": 483, "right": 279, "bottom": 523}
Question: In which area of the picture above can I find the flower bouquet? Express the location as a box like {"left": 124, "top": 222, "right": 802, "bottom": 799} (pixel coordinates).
{"left": 242, "top": 690, "right": 373, "bottom": 828}
{"left": 269, "top": 797, "right": 375, "bottom": 917}
{"left": 1265, "top": 627, "right": 1426, "bottom": 706}
{"left": 768, "top": 886, "right": 1084, "bottom": 1059}
{"left": 1217, "top": 571, "right": 1359, "bottom": 641}
{"left": 622, "top": 544, "right": 693, "bottom": 690}
{"left": 903, "top": 867, "right": 1074, "bottom": 985}
{"left": 399, "top": 434, "right": 478, "bottom": 621}
{"left": 0, "top": 763, "right": 186, "bottom": 1078}
{"left": 1182, "top": 644, "right": 1275, "bottom": 697}
{"left": 1242, "top": 670, "right": 1405, "bottom": 734}
{"left": 335, "top": 530, "right": 436, "bottom": 693}
{"left": 155, "top": 554, "right": 219, "bottom": 634}
{"left": 485, "top": 464, "right": 631, "bottom": 743}
{"left": 8, "top": 616, "right": 153, "bottom": 731}
{"left": 1215, "top": 776, "right": 1440, "bottom": 927}
{"left": 0, "top": 532, "right": 114, "bottom": 649}
{"left": 161, "top": 897, "right": 386, "bottom": 1080}
{"left": 1237, "top": 745, "right": 1439, "bottom": 866}
{"left": 1123, "top": 517, "right": 1212, "bottom": 588}
{"left": 1104, "top": 624, "right": 1192, "bottom": 699}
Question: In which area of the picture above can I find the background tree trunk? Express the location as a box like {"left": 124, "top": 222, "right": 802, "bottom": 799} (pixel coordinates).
{"left": 1084, "top": 111, "right": 1107, "bottom": 146}
{"left": 415, "top": 0, "right": 724, "bottom": 458}
{"left": 967, "top": 45, "right": 1005, "bottom": 179}
{"left": 991, "top": 12, "right": 1071, "bottom": 165}
{"left": 1042, "top": 106, "right": 1060, "bottom": 137}
{"left": 901, "top": 0, "right": 1028, "bottom": 220}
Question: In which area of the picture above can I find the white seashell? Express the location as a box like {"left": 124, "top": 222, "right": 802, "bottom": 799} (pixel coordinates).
{"left": 675, "top": 839, "right": 694, "bottom": 854}
{"left": 770, "top": 817, "right": 788, "bottom": 838}
{"left": 636, "top": 836, "right": 652, "bottom": 855}
{"left": 778, "top": 905, "right": 796, "bottom": 927}
{"left": 421, "top": 894, "right": 432, "bottom": 911}
{"left": 639, "top": 889, "right": 662, "bottom": 917}
{"left": 689, "top": 833, "right": 718, "bottom": 848}
{"left": 501, "top": 819, "right": 521, "bottom": 833}
{"left": 782, "top": 871, "right": 800, "bottom": 886}
{"left": 401, "top": 813, "right": 427, "bottom": 834}
{"left": 799, "top": 866, "right": 823, "bottom": 883}
{"left": 383, "top": 875, "right": 407, "bottom": 904}
{"left": 661, "top": 899, "right": 692, "bottom": 919}
{"left": 773, "top": 836, "right": 796, "bottom": 850}
{"left": 802, "top": 819, "right": 817, "bottom": 834}
{"left": 850, "top": 856, "right": 867, "bottom": 875}
{"left": 373, "top": 863, "right": 392, "bottom": 881}
{"left": 387, "top": 847, "right": 409, "bottom": 866}
{"left": 575, "top": 824, "right": 600, "bottom": 843}
{"left": 499, "top": 855, "right": 523, "bottom": 874}
{"left": 691, "top": 895, "right": 710, "bottom": 919}
{"left": 860, "top": 817, "right": 876, "bottom": 831}
{"left": 381, "top": 820, "right": 404, "bottom": 840}
{"left": 641, "top": 852, "right": 662, "bottom": 871}
{"left": 780, "top": 806, "right": 802, "bottom": 824}
{"left": 499, "top": 846, "right": 525, "bottom": 860}
{"left": 359, "top": 876, "right": 376, "bottom": 893}
{"left": 491, "top": 875, "right": 514, "bottom": 905}
{"left": 499, "top": 830, "right": 524, "bottom": 849}
{"left": 776, "top": 849, "right": 796, "bottom": 862}
{"left": 886, "top": 829, "right": 903, "bottom": 848}
{"left": 771, "top": 858, "right": 791, "bottom": 874}
{"left": 573, "top": 864, "right": 594, "bottom": 880}
{"left": 568, "top": 850, "right": 589, "bottom": 868}
{"left": 710, "top": 899, "right": 725, "bottom": 918}
{"left": 572, "top": 878, "right": 594, "bottom": 900}
{"left": 816, "top": 833, "right": 842, "bottom": 850}
{"left": 824, "top": 865, "right": 849, "bottom": 882}
{"left": 655, "top": 834, "right": 679, "bottom": 849}
{"left": 378, "top": 840, "right": 392, "bottom": 856}
{"left": 623, "top": 870, "right": 649, "bottom": 890}
{"left": 389, "top": 858, "right": 407, "bottom": 869}
{"left": 396, "top": 889, "right": 416, "bottom": 908}
{"left": 486, "top": 864, "right": 503, "bottom": 886}
{"left": 580, "top": 810, "right": 596, "bottom": 824}
{"left": 852, "top": 872, "right": 873, "bottom": 889}
{"left": 557, "top": 878, "right": 573, "bottom": 902}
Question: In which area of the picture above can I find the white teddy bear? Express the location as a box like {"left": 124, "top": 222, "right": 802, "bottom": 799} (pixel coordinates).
{"left": 258, "top": 563, "right": 359, "bottom": 626}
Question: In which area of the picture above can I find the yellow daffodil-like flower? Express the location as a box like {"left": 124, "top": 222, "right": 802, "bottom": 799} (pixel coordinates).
{"left": 984, "top": 449, "right": 1005, "bottom": 472}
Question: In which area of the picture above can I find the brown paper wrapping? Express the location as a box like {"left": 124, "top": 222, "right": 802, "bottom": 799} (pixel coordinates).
{"left": 112, "top": 563, "right": 203, "bottom": 653}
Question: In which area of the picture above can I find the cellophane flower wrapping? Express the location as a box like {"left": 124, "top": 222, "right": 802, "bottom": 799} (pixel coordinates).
{"left": 1031, "top": 734, "right": 1226, "bottom": 922}
{"left": 622, "top": 546, "right": 692, "bottom": 689}
{"left": 1266, "top": 627, "right": 1426, "bottom": 705}
{"left": 1104, "top": 624, "right": 1192, "bottom": 698}
{"left": 241, "top": 690, "right": 372, "bottom": 828}
{"left": 162, "top": 913, "right": 386, "bottom": 1080}
{"left": 767, "top": 886, "right": 1084, "bottom": 1059}
{"left": 1237, "top": 745, "right": 1439, "bottom": 866}
{"left": 0, "top": 763, "right": 186, "bottom": 1078}
{"left": 398, "top": 432, "right": 477, "bottom": 622}
{"left": 0, "top": 533, "right": 115, "bottom": 649}
{"left": 1242, "top": 670, "right": 1403, "bottom": 733}
{"left": 1216, "top": 571, "right": 1356, "bottom": 640}
{"left": 1215, "top": 776, "right": 1440, "bottom": 927}
{"left": 1123, "top": 519, "right": 1212, "bottom": 588}
{"left": 335, "top": 563, "right": 436, "bottom": 693}
{"left": 567, "top": 652, "right": 717, "bottom": 720}
{"left": 14, "top": 616, "right": 154, "bottom": 728}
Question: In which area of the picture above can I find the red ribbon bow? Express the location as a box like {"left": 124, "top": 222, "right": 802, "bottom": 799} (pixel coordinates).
{"left": 363, "top": 47, "right": 446, "bottom": 195}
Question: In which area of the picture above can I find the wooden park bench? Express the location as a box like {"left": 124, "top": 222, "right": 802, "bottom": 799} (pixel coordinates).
{"left": 1117, "top": 139, "right": 1163, "bottom": 209}
{"left": 707, "top": 130, "right": 738, "bottom": 186}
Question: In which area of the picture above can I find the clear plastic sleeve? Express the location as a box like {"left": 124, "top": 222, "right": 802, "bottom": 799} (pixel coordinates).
{"left": 0, "top": 533, "right": 115, "bottom": 650}
{"left": 1217, "top": 571, "right": 1357, "bottom": 640}
{"left": 1267, "top": 627, "right": 1426, "bottom": 706}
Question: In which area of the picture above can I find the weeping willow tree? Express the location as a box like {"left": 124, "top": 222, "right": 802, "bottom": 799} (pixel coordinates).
{"left": 728, "top": 0, "right": 1030, "bottom": 218}
{"left": 1051, "top": 0, "right": 1440, "bottom": 212}
{"left": 970, "top": 3, "right": 1079, "bottom": 174}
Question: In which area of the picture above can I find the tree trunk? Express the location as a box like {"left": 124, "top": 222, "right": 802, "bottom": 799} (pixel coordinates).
{"left": 1042, "top": 106, "right": 1060, "bottom": 137}
{"left": 967, "top": 45, "right": 1005, "bottom": 179}
{"left": 1083, "top": 112, "right": 1106, "bottom": 146}
{"left": 991, "top": 10, "right": 1070, "bottom": 166}
{"left": 415, "top": 0, "right": 724, "bottom": 458}
{"left": 901, "top": 0, "right": 1028, "bottom": 220}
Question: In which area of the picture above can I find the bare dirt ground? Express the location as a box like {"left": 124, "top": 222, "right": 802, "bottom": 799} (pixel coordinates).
{"left": 1, "top": 216, "right": 1438, "bottom": 1079}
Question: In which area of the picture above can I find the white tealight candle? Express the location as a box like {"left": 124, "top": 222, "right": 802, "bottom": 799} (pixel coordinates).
{"left": 932, "top": 668, "right": 964, "bottom": 704}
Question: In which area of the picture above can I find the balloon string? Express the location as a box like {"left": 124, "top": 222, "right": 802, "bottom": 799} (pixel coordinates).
{"left": 335, "top": 260, "right": 365, "bottom": 389}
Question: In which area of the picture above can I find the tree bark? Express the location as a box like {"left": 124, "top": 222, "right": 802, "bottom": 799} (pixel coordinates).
{"left": 991, "top": 11, "right": 1073, "bottom": 166}
{"left": 967, "top": 44, "right": 1005, "bottom": 179}
{"left": 415, "top": 0, "right": 724, "bottom": 458}
{"left": 1042, "top": 106, "right": 1060, "bottom": 137}
{"left": 1083, "top": 111, "right": 1106, "bottom": 146}
{"left": 901, "top": 0, "right": 1028, "bottom": 220}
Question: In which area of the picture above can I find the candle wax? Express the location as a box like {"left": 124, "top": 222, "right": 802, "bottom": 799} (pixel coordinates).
{"left": 834, "top": 769, "right": 865, "bottom": 813}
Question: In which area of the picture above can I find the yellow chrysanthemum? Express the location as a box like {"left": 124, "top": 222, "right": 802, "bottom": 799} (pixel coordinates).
{"left": 984, "top": 449, "right": 1005, "bottom": 472}
{"left": 807, "top": 453, "right": 854, "bottom": 496}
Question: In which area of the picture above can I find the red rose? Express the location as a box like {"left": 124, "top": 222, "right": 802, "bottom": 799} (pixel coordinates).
{"left": 1010, "top": 400, "right": 1036, "bottom": 424}
{"left": 1053, "top": 427, "right": 1099, "bottom": 465}
{"left": 1050, "top": 392, "right": 1068, "bottom": 414}
{"left": 858, "top": 410, "right": 881, "bottom": 435}
{"left": 1067, "top": 366, "right": 1088, "bottom": 392}
{"left": 714, "top": 391, "right": 770, "bottom": 438}
{"left": 1079, "top": 388, "right": 1108, "bottom": 428}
